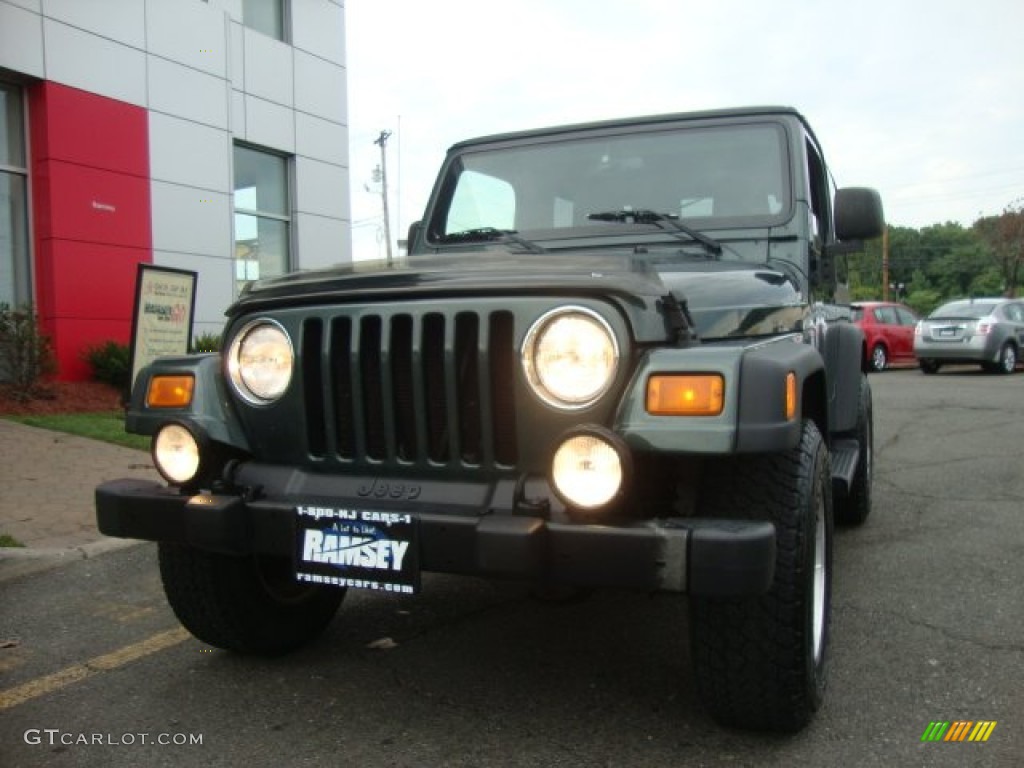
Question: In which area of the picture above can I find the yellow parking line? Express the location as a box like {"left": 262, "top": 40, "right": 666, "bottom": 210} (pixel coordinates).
{"left": 0, "top": 626, "right": 190, "bottom": 711}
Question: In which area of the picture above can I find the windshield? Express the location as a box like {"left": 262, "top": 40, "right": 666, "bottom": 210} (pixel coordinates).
{"left": 431, "top": 122, "right": 790, "bottom": 244}
{"left": 930, "top": 301, "right": 998, "bottom": 319}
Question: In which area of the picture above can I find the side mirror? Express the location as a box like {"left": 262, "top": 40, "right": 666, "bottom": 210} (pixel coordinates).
{"left": 835, "top": 187, "right": 884, "bottom": 241}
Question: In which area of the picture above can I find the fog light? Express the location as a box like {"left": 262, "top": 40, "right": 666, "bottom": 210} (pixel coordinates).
{"left": 551, "top": 429, "right": 628, "bottom": 510}
{"left": 152, "top": 423, "right": 201, "bottom": 485}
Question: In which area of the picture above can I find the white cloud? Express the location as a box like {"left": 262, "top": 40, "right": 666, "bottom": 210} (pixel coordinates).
{"left": 346, "top": 0, "right": 1024, "bottom": 258}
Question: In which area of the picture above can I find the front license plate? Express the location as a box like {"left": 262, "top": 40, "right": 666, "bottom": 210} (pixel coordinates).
{"left": 294, "top": 505, "right": 420, "bottom": 594}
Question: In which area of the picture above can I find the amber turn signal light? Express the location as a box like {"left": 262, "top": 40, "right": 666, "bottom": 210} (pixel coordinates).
{"left": 785, "top": 372, "right": 797, "bottom": 421}
{"left": 646, "top": 374, "right": 724, "bottom": 416}
{"left": 146, "top": 375, "right": 195, "bottom": 408}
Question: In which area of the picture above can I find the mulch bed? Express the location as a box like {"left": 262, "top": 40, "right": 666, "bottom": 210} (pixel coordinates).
{"left": 0, "top": 380, "right": 125, "bottom": 415}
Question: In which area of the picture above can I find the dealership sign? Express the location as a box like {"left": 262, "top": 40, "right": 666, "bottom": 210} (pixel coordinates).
{"left": 129, "top": 265, "right": 197, "bottom": 390}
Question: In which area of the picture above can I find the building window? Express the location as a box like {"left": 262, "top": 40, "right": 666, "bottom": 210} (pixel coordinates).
{"left": 0, "top": 82, "right": 30, "bottom": 308}
{"left": 234, "top": 144, "right": 291, "bottom": 290}
{"left": 242, "top": 0, "right": 287, "bottom": 41}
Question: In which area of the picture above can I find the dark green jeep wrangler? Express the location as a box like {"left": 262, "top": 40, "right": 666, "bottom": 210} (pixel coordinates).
{"left": 97, "top": 106, "right": 883, "bottom": 732}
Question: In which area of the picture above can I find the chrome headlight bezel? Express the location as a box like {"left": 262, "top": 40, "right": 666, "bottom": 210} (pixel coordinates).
{"left": 226, "top": 318, "right": 294, "bottom": 405}
{"left": 521, "top": 306, "right": 620, "bottom": 410}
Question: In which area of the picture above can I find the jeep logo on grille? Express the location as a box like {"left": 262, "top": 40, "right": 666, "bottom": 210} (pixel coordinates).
{"left": 358, "top": 479, "right": 422, "bottom": 500}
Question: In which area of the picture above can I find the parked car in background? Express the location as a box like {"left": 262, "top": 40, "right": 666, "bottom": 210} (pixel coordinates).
{"left": 914, "top": 297, "right": 1024, "bottom": 374}
{"left": 851, "top": 301, "right": 919, "bottom": 371}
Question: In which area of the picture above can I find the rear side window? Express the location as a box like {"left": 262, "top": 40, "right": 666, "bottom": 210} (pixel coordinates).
{"left": 1003, "top": 303, "right": 1024, "bottom": 322}
{"left": 896, "top": 308, "right": 918, "bottom": 326}
{"left": 874, "top": 307, "right": 897, "bottom": 325}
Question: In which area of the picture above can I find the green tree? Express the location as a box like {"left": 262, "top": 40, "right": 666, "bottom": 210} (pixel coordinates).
{"left": 904, "top": 289, "right": 942, "bottom": 316}
{"left": 912, "top": 222, "right": 989, "bottom": 297}
{"left": 927, "top": 244, "right": 991, "bottom": 296}
{"left": 885, "top": 225, "right": 924, "bottom": 286}
{"left": 973, "top": 202, "right": 1024, "bottom": 297}
{"left": 908, "top": 268, "right": 931, "bottom": 292}
{"left": 845, "top": 245, "right": 882, "bottom": 299}
{"left": 838, "top": 212, "right": 1020, "bottom": 309}
{"left": 968, "top": 267, "right": 1005, "bottom": 297}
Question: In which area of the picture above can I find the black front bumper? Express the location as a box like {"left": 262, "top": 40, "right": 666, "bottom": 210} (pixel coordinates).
{"left": 96, "top": 478, "right": 776, "bottom": 597}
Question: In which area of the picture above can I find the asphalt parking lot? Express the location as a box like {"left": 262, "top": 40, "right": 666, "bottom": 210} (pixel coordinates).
{"left": 1, "top": 368, "right": 1021, "bottom": 767}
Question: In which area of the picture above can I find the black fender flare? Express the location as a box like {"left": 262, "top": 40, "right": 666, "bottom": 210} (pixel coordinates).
{"left": 735, "top": 340, "right": 827, "bottom": 452}
{"left": 823, "top": 322, "right": 866, "bottom": 435}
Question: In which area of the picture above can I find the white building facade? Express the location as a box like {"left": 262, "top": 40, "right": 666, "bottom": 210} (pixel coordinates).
{"left": 0, "top": 0, "right": 351, "bottom": 379}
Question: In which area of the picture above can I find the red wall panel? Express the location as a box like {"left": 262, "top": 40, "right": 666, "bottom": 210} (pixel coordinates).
{"left": 29, "top": 82, "right": 152, "bottom": 381}
{"left": 44, "top": 162, "right": 151, "bottom": 249}
{"left": 29, "top": 82, "right": 149, "bottom": 175}
{"left": 48, "top": 242, "right": 145, "bottom": 321}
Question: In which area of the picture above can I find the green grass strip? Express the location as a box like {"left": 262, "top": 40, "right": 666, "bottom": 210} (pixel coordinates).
{"left": 4, "top": 412, "right": 149, "bottom": 452}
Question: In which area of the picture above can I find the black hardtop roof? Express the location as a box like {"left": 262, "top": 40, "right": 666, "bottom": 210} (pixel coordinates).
{"left": 448, "top": 105, "right": 812, "bottom": 152}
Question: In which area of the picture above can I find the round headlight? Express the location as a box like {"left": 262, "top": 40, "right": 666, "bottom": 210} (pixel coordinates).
{"left": 153, "top": 423, "right": 201, "bottom": 485}
{"left": 551, "top": 431, "right": 626, "bottom": 510}
{"left": 227, "top": 320, "right": 293, "bottom": 404}
{"left": 522, "top": 307, "right": 619, "bottom": 409}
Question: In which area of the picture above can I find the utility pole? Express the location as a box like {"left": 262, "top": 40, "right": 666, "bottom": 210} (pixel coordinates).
{"left": 881, "top": 224, "right": 890, "bottom": 301}
{"left": 374, "top": 130, "right": 394, "bottom": 265}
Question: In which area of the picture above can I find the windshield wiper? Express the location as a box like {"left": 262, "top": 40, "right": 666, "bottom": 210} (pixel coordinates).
{"left": 441, "top": 227, "right": 546, "bottom": 253}
{"left": 587, "top": 209, "right": 722, "bottom": 256}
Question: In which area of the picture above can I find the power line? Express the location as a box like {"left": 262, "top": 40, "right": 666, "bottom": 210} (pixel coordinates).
{"left": 883, "top": 165, "right": 1024, "bottom": 193}
{"left": 890, "top": 182, "right": 1024, "bottom": 206}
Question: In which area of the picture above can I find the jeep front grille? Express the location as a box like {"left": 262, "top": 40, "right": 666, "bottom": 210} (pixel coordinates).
{"left": 301, "top": 310, "right": 518, "bottom": 469}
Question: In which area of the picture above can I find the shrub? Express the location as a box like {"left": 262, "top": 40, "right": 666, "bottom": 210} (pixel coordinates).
{"left": 0, "top": 303, "right": 56, "bottom": 401}
{"left": 190, "top": 332, "right": 222, "bottom": 353}
{"left": 905, "top": 289, "right": 943, "bottom": 317}
{"left": 849, "top": 284, "right": 883, "bottom": 302}
{"left": 83, "top": 340, "right": 131, "bottom": 390}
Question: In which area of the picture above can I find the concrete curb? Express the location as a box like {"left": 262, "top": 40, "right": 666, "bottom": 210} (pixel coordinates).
{"left": 0, "top": 539, "right": 144, "bottom": 583}
{"left": 0, "top": 536, "right": 140, "bottom": 560}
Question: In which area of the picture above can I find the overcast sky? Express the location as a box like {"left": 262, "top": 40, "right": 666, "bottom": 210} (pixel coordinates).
{"left": 345, "top": 0, "right": 1024, "bottom": 261}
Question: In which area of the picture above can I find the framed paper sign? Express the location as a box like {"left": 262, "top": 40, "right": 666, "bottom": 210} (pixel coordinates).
{"left": 129, "top": 265, "right": 198, "bottom": 391}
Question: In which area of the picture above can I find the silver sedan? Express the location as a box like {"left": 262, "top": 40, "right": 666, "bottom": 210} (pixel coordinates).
{"left": 914, "top": 297, "right": 1024, "bottom": 374}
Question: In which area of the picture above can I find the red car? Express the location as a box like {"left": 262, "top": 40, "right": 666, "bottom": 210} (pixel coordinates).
{"left": 851, "top": 301, "right": 920, "bottom": 372}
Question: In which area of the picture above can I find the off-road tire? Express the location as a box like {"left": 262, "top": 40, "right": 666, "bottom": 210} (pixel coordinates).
{"left": 870, "top": 343, "right": 888, "bottom": 372}
{"left": 158, "top": 543, "right": 345, "bottom": 655}
{"left": 834, "top": 374, "right": 872, "bottom": 526}
{"left": 689, "top": 420, "right": 833, "bottom": 732}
